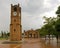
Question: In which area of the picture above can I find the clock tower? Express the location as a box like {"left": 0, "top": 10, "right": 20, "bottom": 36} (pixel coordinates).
{"left": 10, "top": 4, "right": 22, "bottom": 41}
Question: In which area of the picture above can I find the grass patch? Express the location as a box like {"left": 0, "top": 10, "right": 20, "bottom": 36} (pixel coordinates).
{"left": 0, "top": 37, "right": 8, "bottom": 40}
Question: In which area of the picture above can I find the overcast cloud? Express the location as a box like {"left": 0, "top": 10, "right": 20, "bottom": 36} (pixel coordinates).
{"left": 0, "top": 0, "right": 60, "bottom": 32}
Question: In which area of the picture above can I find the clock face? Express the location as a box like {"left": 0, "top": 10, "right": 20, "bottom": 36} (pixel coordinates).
{"left": 13, "top": 12, "right": 17, "bottom": 16}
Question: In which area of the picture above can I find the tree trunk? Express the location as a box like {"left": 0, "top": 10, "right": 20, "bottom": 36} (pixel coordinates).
{"left": 45, "top": 35, "right": 46, "bottom": 40}
{"left": 56, "top": 35, "right": 58, "bottom": 43}
{"left": 49, "top": 34, "right": 50, "bottom": 40}
{"left": 52, "top": 35, "right": 53, "bottom": 40}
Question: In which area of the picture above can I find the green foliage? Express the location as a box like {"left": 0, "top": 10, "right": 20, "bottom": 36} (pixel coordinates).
{"left": 55, "top": 6, "right": 60, "bottom": 38}
{"left": 0, "top": 31, "right": 10, "bottom": 40}
{"left": 38, "top": 16, "right": 58, "bottom": 37}
{"left": 55, "top": 19, "right": 60, "bottom": 37}
{"left": 7, "top": 32, "right": 10, "bottom": 36}
{"left": 56, "top": 6, "right": 60, "bottom": 14}
{"left": 56, "top": 6, "right": 60, "bottom": 17}
{"left": 38, "top": 6, "right": 60, "bottom": 39}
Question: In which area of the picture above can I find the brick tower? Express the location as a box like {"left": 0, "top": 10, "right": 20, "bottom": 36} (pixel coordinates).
{"left": 10, "top": 4, "right": 22, "bottom": 41}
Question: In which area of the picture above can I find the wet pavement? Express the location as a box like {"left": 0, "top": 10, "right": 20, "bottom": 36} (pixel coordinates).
{"left": 0, "top": 38, "right": 60, "bottom": 48}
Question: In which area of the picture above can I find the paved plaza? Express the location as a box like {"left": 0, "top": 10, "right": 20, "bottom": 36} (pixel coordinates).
{"left": 0, "top": 38, "right": 60, "bottom": 48}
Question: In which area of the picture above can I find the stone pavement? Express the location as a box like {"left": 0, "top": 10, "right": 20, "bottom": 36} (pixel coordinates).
{"left": 0, "top": 38, "right": 60, "bottom": 48}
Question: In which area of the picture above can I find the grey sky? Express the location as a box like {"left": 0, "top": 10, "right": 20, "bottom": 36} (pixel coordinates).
{"left": 0, "top": 0, "right": 60, "bottom": 32}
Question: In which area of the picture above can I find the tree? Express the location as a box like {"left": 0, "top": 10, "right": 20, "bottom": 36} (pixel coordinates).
{"left": 56, "top": 6, "right": 60, "bottom": 17}
{"left": 6, "top": 31, "right": 10, "bottom": 37}
{"left": 55, "top": 6, "right": 60, "bottom": 42}
{"left": 1, "top": 31, "right": 3, "bottom": 38}
{"left": 43, "top": 16, "right": 56, "bottom": 40}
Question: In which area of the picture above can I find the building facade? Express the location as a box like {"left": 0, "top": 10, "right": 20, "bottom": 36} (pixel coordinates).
{"left": 10, "top": 4, "right": 22, "bottom": 41}
{"left": 24, "top": 29, "right": 39, "bottom": 38}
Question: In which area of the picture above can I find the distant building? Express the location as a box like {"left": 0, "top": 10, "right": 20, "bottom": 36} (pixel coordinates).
{"left": 24, "top": 29, "right": 39, "bottom": 38}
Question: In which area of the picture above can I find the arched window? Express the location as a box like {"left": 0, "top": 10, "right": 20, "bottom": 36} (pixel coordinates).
{"left": 14, "top": 7, "right": 17, "bottom": 11}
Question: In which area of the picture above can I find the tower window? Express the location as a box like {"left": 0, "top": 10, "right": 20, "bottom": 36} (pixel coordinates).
{"left": 14, "top": 7, "right": 17, "bottom": 11}
{"left": 14, "top": 29, "right": 16, "bottom": 32}
{"left": 20, "top": 25, "right": 22, "bottom": 27}
{"left": 14, "top": 19, "right": 16, "bottom": 22}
